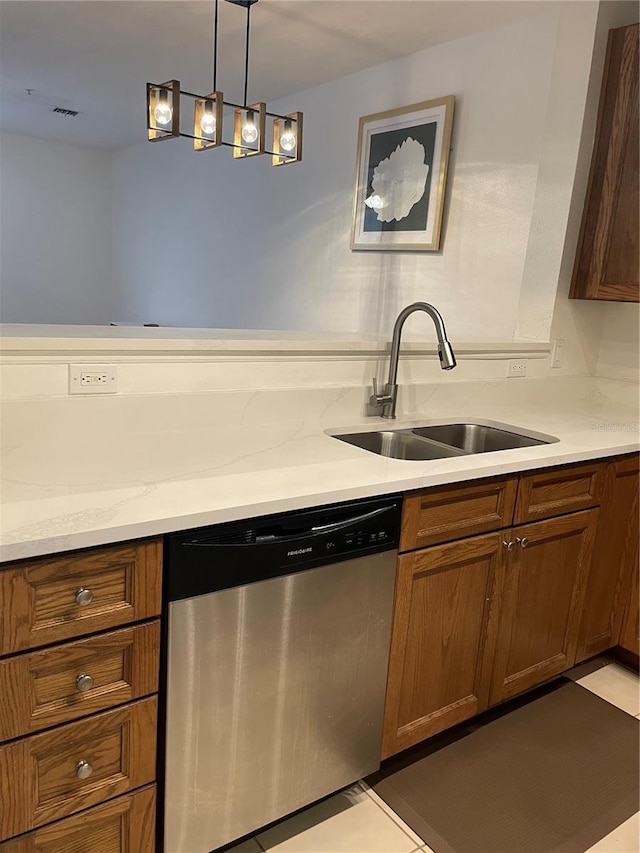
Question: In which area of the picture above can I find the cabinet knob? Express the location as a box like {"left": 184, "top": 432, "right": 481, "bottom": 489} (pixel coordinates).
{"left": 75, "top": 760, "right": 93, "bottom": 780}
{"left": 76, "top": 673, "right": 94, "bottom": 692}
{"left": 517, "top": 537, "right": 530, "bottom": 549}
{"left": 75, "top": 588, "right": 94, "bottom": 607}
{"left": 502, "top": 540, "right": 515, "bottom": 552}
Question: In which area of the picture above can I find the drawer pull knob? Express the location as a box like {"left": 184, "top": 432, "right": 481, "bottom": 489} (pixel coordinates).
{"left": 75, "top": 588, "right": 94, "bottom": 607}
{"left": 76, "top": 673, "right": 94, "bottom": 692}
{"left": 517, "top": 537, "right": 530, "bottom": 549}
{"left": 75, "top": 760, "right": 93, "bottom": 780}
{"left": 502, "top": 540, "right": 515, "bottom": 552}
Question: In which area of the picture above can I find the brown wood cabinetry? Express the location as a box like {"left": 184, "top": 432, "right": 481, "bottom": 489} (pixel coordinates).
{"left": 0, "top": 540, "right": 161, "bottom": 848}
{"left": 0, "top": 699, "right": 157, "bottom": 839}
{"left": 0, "top": 622, "right": 160, "bottom": 741}
{"left": 0, "top": 786, "right": 156, "bottom": 853}
{"left": 514, "top": 461, "right": 604, "bottom": 524}
{"left": 577, "top": 454, "right": 639, "bottom": 659}
{"left": 400, "top": 476, "right": 517, "bottom": 550}
{"left": 382, "top": 533, "right": 504, "bottom": 757}
{"left": 0, "top": 541, "right": 162, "bottom": 656}
{"left": 618, "top": 555, "right": 639, "bottom": 655}
{"left": 489, "top": 511, "right": 597, "bottom": 704}
{"left": 570, "top": 23, "right": 639, "bottom": 303}
{"left": 384, "top": 456, "right": 637, "bottom": 758}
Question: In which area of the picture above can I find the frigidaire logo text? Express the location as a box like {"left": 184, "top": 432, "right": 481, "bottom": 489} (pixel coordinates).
{"left": 287, "top": 547, "right": 313, "bottom": 557}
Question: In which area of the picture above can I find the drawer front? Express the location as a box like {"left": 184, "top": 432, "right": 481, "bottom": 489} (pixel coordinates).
{"left": 0, "top": 698, "right": 157, "bottom": 841}
{"left": 0, "top": 785, "right": 156, "bottom": 853}
{"left": 514, "top": 461, "right": 605, "bottom": 524}
{"left": 0, "top": 622, "right": 160, "bottom": 741}
{"left": 401, "top": 477, "right": 518, "bottom": 551}
{"left": 0, "top": 540, "right": 162, "bottom": 656}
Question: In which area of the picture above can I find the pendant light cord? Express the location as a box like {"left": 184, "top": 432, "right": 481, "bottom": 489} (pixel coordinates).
{"left": 212, "top": 0, "right": 219, "bottom": 91}
{"left": 243, "top": 1, "right": 251, "bottom": 107}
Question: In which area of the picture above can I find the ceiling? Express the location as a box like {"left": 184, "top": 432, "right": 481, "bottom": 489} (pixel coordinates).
{"left": 0, "top": 0, "right": 549, "bottom": 149}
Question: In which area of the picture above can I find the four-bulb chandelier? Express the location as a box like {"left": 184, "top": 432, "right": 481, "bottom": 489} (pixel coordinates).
{"left": 146, "top": 0, "right": 302, "bottom": 165}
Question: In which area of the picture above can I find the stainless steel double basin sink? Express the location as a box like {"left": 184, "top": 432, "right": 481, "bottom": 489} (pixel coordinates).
{"left": 333, "top": 422, "right": 557, "bottom": 461}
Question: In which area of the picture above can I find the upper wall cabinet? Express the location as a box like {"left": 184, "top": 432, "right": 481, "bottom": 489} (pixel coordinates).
{"left": 570, "top": 23, "right": 639, "bottom": 303}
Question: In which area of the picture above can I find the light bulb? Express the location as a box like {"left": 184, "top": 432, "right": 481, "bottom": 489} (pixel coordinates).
{"left": 154, "top": 97, "right": 173, "bottom": 126}
{"left": 241, "top": 118, "right": 259, "bottom": 144}
{"left": 280, "top": 129, "right": 296, "bottom": 152}
{"left": 200, "top": 109, "right": 216, "bottom": 136}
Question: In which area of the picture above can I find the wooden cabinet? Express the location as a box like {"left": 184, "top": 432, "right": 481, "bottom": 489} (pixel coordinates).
{"left": 0, "top": 539, "right": 161, "bottom": 848}
{"left": 577, "top": 454, "right": 639, "bottom": 660}
{"left": 384, "top": 457, "right": 635, "bottom": 758}
{"left": 613, "top": 456, "right": 640, "bottom": 656}
{"left": 0, "top": 786, "right": 156, "bottom": 853}
{"left": 0, "top": 622, "right": 160, "bottom": 741}
{"left": 382, "top": 533, "right": 504, "bottom": 757}
{"left": 489, "top": 511, "right": 597, "bottom": 704}
{"left": 514, "top": 461, "right": 604, "bottom": 524}
{"left": 400, "top": 476, "right": 517, "bottom": 551}
{"left": 0, "top": 541, "right": 162, "bottom": 656}
{"left": 618, "top": 554, "right": 639, "bottom": 655}
{"left": 570, "top": 23, "right": 639, "bottom": 303}
{"left": 0, "top": 699, "right": 157, "bottom": 839}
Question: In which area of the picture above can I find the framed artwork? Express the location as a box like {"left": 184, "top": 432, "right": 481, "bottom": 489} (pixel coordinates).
{"left": 351, "top": 95, "right": 455, "bottom": 252}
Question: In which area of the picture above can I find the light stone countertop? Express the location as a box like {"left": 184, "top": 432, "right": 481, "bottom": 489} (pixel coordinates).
{"left": 1, "top": 376, "right": 638, "bottom": 563}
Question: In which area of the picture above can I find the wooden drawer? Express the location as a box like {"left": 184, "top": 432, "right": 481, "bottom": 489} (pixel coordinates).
{"left": 514, "top": 461, "right": 605, "bottom": 524}
{"left": 0, "top": 540, "right": 162, "bottom": 657}
{"left": 0, "top": 697, "right": 157, "bottom": 841}
{"left": 0, "top": 622, "right": 160, "bottom": 741}
{"left": 0, "top": 785, "right": 156, "bottom": 853}
{"left": 400, "top": 476, "right": 518, "bottom": 551}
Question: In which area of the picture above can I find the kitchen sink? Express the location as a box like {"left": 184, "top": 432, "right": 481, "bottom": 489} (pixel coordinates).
{"left": 334, "top": 430, "right": 466, "bottom": 461}
{"left": 411, "top": 423, "right": 549, "bottom": 454}
{"left": 333, "top": 421, "right": 556, "bottom": 460}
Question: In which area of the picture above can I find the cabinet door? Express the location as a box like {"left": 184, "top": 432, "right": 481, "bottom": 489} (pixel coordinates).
{"left": 382, "top": 532, "right": 505, "bottom": 759}
{"left": 490, "top": 510, "right": 598, "bottom": 705}
{"left": 618, "top": 553, "right": 639, "bottom": 655}
{"left": 570, "top": 23, "right": 639, "bottom": 302}
{"left": 577, "top": 454, "right": 639, "bottom": 660}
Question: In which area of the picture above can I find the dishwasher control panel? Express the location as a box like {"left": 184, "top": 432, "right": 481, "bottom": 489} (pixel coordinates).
{"left": 166, "top": 495, "right": 402, "bottom": 601}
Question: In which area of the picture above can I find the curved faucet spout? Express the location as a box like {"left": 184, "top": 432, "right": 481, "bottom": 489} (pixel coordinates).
{"left": 371, "top": 301, "right": 457, "bottom": 420}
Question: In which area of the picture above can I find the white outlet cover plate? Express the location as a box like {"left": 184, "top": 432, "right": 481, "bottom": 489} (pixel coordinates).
{"left": 507, "top": 360, "right": 527, "bottom": 378}
{"left": 69, "top": 364, "right": 118, "bottom": 394}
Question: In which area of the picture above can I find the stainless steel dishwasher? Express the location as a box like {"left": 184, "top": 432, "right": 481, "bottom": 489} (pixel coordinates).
{"left": 164, "top": 495, "right": 402, "bottom": 853}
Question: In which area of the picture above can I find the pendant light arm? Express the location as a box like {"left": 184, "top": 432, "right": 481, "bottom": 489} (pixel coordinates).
{"left": 243, "top": 1, "right": 251, "bottom": 107}
{"left": 212, "top": 0, "right": 219, "bottom": 91}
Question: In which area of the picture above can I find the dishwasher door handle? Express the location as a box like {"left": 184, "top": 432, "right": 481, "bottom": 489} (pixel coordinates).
{"left": 185, "top": 505, "right": 397, "bottom": 547}
{"left": 310, "top": 505, "right": 395, "bottom": 534}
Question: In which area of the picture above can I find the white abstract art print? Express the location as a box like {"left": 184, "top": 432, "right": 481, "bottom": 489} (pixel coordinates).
{"left": 352, "top": 96, "right": 454, "bottom": 252}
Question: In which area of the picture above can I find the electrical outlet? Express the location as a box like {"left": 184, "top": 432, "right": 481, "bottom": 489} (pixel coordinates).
{"left": 551, "top": 339, "right": 565, "bottom": 369}
{"left": 507, "top": 360, "right": 527, "bottom": 378}
{"left": 69, "top": 364, "right": 117, "bottom": 394}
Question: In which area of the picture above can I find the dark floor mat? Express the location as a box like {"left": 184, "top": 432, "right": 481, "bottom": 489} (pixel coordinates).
{"left": 370, "top": 680, "right": 639, "bottom": 853}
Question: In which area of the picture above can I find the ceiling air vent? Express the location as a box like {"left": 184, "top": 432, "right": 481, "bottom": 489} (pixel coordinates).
{"left": 51, "top": 107, "right": 80, "bottom": 117}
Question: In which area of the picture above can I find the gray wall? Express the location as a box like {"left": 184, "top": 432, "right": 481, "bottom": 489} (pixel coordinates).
{"left": 0, "top": 132, "right": 112, "bottom": 324}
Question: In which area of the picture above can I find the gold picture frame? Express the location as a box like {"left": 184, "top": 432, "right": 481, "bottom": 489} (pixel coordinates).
{"left": 351, "top": 95, "right": 455, "bottom": 252}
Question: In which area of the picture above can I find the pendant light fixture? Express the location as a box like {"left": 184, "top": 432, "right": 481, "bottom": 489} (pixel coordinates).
{"left": 146, "top": 0, "right": 303, "bottom": 165}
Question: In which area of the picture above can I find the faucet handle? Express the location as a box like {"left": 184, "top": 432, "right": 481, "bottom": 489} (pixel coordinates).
{"left": 370, "top": 378, "right": 393, "bottom": 409}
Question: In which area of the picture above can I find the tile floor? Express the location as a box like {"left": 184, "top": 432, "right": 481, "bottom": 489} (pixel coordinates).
{"left": 228, "top": 662, "right": 639, "bottom": 853}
